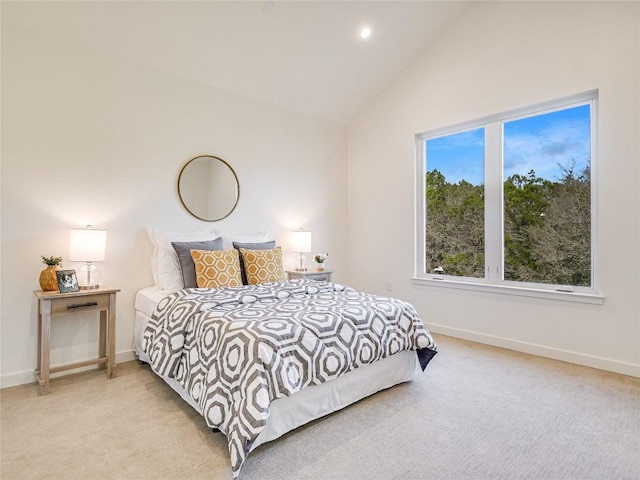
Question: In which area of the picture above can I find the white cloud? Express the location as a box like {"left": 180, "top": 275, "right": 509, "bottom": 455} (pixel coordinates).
{"left": 504, "top": 118, "right": 590, "bottom": 181}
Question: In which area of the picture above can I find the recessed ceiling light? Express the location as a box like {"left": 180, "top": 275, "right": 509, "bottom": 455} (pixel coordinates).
{"left": 360, "top": 27, "right": 371, "bottom": 39}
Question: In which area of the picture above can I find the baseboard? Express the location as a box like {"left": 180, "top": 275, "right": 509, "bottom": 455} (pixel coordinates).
{"left": 4, "top": 330, "right": 638, "bottom": 387}
{"left": 427, "top": 323, "right": 640, "bottom": 378}
{"left": 0, "top": 350, "right": 137, "bottom": 389}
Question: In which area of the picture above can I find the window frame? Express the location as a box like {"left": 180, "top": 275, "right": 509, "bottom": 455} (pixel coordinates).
{"left": 414, "top": 90, "right": 603, "bottom": 305}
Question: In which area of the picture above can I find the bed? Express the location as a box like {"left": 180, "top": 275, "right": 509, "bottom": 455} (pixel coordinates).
{"left": 134, "top": 229, "right": 438, "bottom": 478}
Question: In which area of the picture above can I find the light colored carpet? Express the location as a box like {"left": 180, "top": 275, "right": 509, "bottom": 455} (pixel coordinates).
{"left": 1, "top": 334, "right": 639, "bottom": 480}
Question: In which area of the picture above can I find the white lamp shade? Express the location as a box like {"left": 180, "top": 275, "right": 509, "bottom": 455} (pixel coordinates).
{"left": 291, "top": 230, "right": 311, "bottom": 253}
{"left": 69, "top": 228, "right": 106, "bottom": 262}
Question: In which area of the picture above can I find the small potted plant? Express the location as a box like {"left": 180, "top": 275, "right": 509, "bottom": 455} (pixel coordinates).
{"left": 313, "top": 253, "right": 328, "bottom": 271}
{"left": 40, "top": 256, "right": 63, "bottom": 291}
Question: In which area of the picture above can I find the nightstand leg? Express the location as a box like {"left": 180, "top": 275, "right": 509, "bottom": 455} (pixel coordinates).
{"left": 99, "top": 310, "right": 107, "bottom": 371}
{"left": 38, "top": 300, "right": 51, "bottom": 395}
{"left": 107, "top": 292, "right": 117, "bottom": 379}
{"left": 36, "top": 311, "right": 42, "bottom": 376}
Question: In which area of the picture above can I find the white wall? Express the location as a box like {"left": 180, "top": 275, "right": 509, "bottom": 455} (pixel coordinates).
{"left": 347, "top": 1, "right": 640, "bottom": 376}
{"left": 1, "top": 23, "right": 347, "bottom": 387}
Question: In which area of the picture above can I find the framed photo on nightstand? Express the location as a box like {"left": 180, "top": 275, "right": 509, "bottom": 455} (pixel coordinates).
{"left": 56, "top": 269, "right": 79, "bottom": 293}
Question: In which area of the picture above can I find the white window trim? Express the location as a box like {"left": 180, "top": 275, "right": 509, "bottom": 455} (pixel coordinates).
{"left": 414, "top": 90, "right": 600, "bottom": 304}
{"left": 411, "top": 277, "right": 604, "bottom": 305}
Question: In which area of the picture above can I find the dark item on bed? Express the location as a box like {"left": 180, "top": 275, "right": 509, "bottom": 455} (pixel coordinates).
{"left": 56, "top": 269, "right": 79, "bottom": 293}
{"left": 172, "top": 238, "right": 224, "bottom": 288}
{"left": 142, "top": 279, "right": 437, "bottom": 478}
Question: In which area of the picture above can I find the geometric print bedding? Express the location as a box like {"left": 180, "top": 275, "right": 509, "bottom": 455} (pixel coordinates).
{"left": 142, "top": 279, "right": 438, "bottom": 478}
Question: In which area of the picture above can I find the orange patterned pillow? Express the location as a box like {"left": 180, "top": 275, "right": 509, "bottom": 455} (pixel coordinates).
{"left": 190, "top": 249, "right": 242, "bottom": 288}
{"left": 239, "top": 247, "right": 285, "bottom": 285}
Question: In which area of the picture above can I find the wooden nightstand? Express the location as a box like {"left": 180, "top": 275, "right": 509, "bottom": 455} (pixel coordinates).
{"left": 286, "top": 270, "right": 333, "bottom": 282}
{"left": 33, "top": 287, "right": 120, "bottom": 395}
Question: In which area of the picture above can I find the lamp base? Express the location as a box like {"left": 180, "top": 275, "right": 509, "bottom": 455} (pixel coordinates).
{"left": 78, "top": 263, "right": 102, "bottom": 290}
{"left": 295, "top": 253, "right": 308, "bottom": 272}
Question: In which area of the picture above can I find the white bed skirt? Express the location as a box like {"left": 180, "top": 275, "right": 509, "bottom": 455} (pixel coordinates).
{"left": 134, "top": 287, "right": 420, "bottom": 451}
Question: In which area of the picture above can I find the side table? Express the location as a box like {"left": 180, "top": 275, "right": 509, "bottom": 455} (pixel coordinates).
{"left": 33, "top": 287, "right": 120, "bottom": 395}
{"left": 286, "top": 270, "right": 333, "bottom": 282}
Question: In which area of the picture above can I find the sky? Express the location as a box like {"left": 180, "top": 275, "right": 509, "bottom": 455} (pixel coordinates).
{"left": 425, "top": 104, "right": 591, "bottom": 185}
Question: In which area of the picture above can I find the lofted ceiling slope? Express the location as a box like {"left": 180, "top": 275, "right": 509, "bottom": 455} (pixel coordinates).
{"left": 2, "top": 1, "right": 471, "bottom": 126}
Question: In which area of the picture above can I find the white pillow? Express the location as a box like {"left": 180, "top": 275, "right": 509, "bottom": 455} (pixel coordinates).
{"left": 222, "top": 231, "right": 270, "bottom": 250}
{"left": 147, "top": 227, "right": 221, "bottom": 290}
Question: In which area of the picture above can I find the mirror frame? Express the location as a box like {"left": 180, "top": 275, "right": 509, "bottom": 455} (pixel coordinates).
{"left": 177, "top": 154, "right": 240, "bottom": 222}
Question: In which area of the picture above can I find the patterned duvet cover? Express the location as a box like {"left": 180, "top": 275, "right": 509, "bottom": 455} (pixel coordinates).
{"left": 142, "top": 279, "right": 437, "bottom": 478}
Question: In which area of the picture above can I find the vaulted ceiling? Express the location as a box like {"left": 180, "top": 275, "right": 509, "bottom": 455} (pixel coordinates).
{"left": 2, "top": 1, "right": 470, "bottom": 125}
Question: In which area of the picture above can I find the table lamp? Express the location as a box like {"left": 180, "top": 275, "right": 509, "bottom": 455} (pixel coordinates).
{"left": 291, "top": 229, "right": 311, "bottom": 271}
{"left": 69, "top": 225, "right": 106, "bottom": 289}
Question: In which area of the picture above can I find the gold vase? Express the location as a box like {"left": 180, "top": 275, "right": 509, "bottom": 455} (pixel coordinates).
{"left": 39, "top": 266, "right": 59, "bottom": 291}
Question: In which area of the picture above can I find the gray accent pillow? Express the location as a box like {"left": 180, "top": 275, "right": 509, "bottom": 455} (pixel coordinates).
{"left": 172, "top": 238, "right": 224, "bottom": 288}
{"left": 233, "top": 240, "right": 277, "bottom": 285}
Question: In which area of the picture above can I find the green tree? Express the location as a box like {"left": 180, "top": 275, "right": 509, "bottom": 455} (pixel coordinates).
{"left": 426, "top": 161, "right": 591, "bottom": 287}
{"left": 426, "top": 170, "right": 484, "bottom": 277}
{"left": 526, "top": 162, "right": 591, "bottom": 286}
{"left": 503, "top": 169, "right": 551, "bottom": 282}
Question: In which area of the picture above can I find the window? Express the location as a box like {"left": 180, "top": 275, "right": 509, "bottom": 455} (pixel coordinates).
{"left": 415, "top": 91, "right": 597, "bottom": 298}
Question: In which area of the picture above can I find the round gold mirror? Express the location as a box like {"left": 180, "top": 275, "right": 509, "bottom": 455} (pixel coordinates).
{"left": 177, "top": 155, "right": 240, "bottom": 221}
